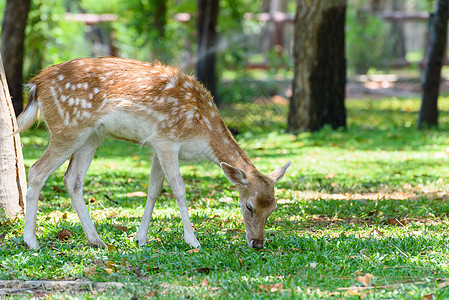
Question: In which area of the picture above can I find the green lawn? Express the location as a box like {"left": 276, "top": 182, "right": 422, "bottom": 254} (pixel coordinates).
{"left": 2, "top": 96, "right": 449, "bottom": 299}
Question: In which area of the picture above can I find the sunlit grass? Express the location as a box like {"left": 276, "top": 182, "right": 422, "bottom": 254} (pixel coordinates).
{"left": 2, "top": 96, "right": 449, "bottom": 298}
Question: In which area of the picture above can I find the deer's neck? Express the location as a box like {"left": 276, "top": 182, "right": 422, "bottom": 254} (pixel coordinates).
{"left": 209, "top": 121, "right": 256, "bottom": 174}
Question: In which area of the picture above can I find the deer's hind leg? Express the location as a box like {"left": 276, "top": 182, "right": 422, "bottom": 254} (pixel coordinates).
{"left": 63, "top": 133, "right": 105, "bottom": 248}
{"left": 24, "top": 135, "right": 91, "bottom": 249}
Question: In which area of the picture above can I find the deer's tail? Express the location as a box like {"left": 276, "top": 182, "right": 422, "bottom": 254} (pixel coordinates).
{"left": 14, "top": 84, "right": 39, "bottom": 135}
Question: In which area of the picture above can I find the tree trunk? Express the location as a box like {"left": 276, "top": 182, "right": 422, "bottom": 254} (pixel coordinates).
{"left": 288, "top": 0, "right": 347, "bottom": 132}
{"left": 196, "top": 0, "right": 220, "bottom": 105}
{"left": 418, "top": 0, "right": 449, "bottom": 129}
{"left": 391, "top": 0, "right": 407, "bottom": 61}
{"left": 0, "top": 53, "right": 27, "bottom": 218}
{"left": 1, "top": 0, "right": 31, "bottom": 116}
{"left": 152, "top": 0, "right": 168, "bottom": 62}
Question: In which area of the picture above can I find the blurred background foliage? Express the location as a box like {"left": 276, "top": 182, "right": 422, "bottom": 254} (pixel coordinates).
{"left": 0, "top": 0, "right": 442, "bottom": 103}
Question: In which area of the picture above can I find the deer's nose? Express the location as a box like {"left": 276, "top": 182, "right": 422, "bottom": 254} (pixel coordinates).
{"left": 251, "top": 239, "right": 264, "bottom": 249}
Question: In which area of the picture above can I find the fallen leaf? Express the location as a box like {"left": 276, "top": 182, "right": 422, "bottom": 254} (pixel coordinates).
{"left": 105, "top": 261, "right": 116, "bottom": 268}
{"left": 164, "top": 228, "right": 171, "bottom": 232}
{"left": 258, "top": 283, "right": 283, "bottom": 292}
{"left": 238, "top": 258, "right": 244, "bottom": 267}
{"left": 386, "top": 218, "right": 401, "bottom": 226}
{"left": 356, "top": 273, "right": 375, "bottom": 287}
{"left": 84, "top": 266, "right": 96, "bottom": 275}
{"left": 126, "top": 191, "right": 147, "bottom": 197}
{"left": 105, "top": 268, "right": 113, "bottom": 275}
{"left": 114, "top": 224, "right": 128, "bottom": 232}
{"left": 129, "top": 266, "right": 144, "bottom": 278}
{"left": 55, "top": 229, "right": 72, "bottom": 241}
{"left": 61, "top": 212, "right": 68, "bottom": 220}
{"left": 202, "top": 278, "right": 209, "bottom": 287}
{"left": 146, "top": 291, "right": 157, "bottom": 297}
{"left": 89, "top": 197, "right": 96, "bottom": 203}
{"left": 422, "top": 294, "right": 435, "bottom": 300}
{"left": 346, "top": 287, "right": 360, "bottom": 296}
{"left": 187, "top": 248, "right": 200, "bottom": 253}
{"left": 107, "top": 244, "right": 117, "bottom": 252}
{"left": 309, "top": 262, "right": 318, "bottom": 269}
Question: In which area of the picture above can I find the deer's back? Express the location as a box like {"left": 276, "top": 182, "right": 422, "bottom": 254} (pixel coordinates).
{"left": 31, "top": 58, "right": 222, "bottom": 146}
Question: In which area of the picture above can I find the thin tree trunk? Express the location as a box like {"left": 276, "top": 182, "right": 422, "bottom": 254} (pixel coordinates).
{"left": 1, "top": 0, "right": 31, "bottom": 116}
{"left": 288, "top": 0, "right": 347, "bottom": 132}
{"left": 0, "top": 53, "right": 27, "bottom": 217}
{"left": 418, "top": 0, "right": 449, "bottom": 129}
{"left": 196, "top": 0, "right": 220, "bottom": 105}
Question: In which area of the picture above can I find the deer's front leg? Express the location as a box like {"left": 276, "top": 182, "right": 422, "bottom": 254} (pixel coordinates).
{"left": 136, "top": 154, "right": 165, "bottom": 246}
{"left": 157, "top": 149, "right": 200, "bottom": 248}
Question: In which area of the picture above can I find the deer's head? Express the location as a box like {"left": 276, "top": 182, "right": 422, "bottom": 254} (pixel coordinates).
{"left": 221, "top": 161, "right": 291, "bottom": 249}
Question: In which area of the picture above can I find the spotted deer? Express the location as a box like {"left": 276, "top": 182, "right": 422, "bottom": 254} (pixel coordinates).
{"left": 15, "top": 57, "right": 291, "bottom": 250}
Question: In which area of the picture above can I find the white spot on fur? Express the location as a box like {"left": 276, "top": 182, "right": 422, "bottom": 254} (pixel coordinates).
{"left": 65, "top": 82, "right": 71, "bottom": 89}
{"left": 77, "top": 83, "right": 83, "bottom": 89}
{"left": 203, "top": 117, "right": 212, "bottom": 131}
{"left": 165, "top": 76, "right": 178, "bottom": 90}
{"left": 81, "top": 111, "right": 91, "bottom": 119}
{"left": 186, "top": 110, "right": 194, "bottom": 120}
{"left": 61, "top": 95, "right": 68, "bottom": 103}
{"left": 83, "top": 82, "right": 89, "bottom": 89}
{"left": 68, "top": 98, "right": 74, "bottom": 106}
{"left": 89, "top": 93, "right": 93, "bottom": 100}
{"left": 58, "top": 74, "right": 64, "bottom": 81}
{"left": 80, "top": 99, "right": 87, "bottom": 108}
{"left": 93, "top": 87, "right": 100, "bottom": 94}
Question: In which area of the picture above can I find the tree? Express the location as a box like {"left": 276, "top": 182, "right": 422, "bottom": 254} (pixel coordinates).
{"left": 418, "top": 0, "right": 449, "bottom": 129}
{"left": 1, "top": 0, "right": 31, "bottom": 116}
{"left": 288, "top": 0, "right": 347, "bottom": 132}
{"left": 0, "top": 54, "right": 27, "bottom": 217}
{"left": 196, "top": 0, "right": 220, "bottom": 105}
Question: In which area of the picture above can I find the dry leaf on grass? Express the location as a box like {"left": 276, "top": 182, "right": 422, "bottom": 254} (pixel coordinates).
{"left": 55, "top": 229, "right": 72, "bottom": 241}
{"left": 107, "top": 244, "right": 117, "bottom": 252}
{"left": 83, "top": 266, "right": 96, "bottom": 275}
{"left": 187, "top": 248, "right": 200, "bottom": 253}
{"left": 422, "top": 294, "right": 435, "bottom": 300}
{"left": 356, "top": 273, "right": 375, "bottom": 287}
{"left": 114, "top": 224, "right": 128, "bottom": 232}
{"left": 105, "top": 268, "right": 113, "bottom": 275}
{"left": 238, "top": 258, "right": 244, "bottom": 267}
{"left": 126, "top": 191, "right": 147, "bottom": 197}
{"left": 258, "top": 283, "right": 283, "bottom": 292}
{"left": 202, "top": 278, "right": 209, "bottom": 287}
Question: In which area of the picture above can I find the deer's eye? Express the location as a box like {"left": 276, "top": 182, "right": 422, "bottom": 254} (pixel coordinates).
{"left": 246, "top": 202, "right": 254, "bottom": 216}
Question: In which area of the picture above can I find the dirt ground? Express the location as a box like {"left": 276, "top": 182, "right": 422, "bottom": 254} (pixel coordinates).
{"left": 346, "top": 75, "right": 449, "bottom": 99}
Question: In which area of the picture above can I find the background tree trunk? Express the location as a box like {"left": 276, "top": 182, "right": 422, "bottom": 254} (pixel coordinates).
{"left": 418, "top": 0, "right": 449, "bottom": 129}
{"left": 196, "top": 0, "right": 220, "bottom": 105}
{"left": 288, "top": 0, "right": 347, "bottom": 132}
{"left": 0, "top": 54, "right": 27, "bottom": 218}
{"left": 1, "top": 0, "right": 31, "bottom": 116}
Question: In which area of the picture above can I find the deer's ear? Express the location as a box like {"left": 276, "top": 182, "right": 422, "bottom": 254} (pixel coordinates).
{"left": 267, "top": 161, "right": 292, "bottom": 183}
{"left": 220, "top": 162, "right": 248, "bottom": 186}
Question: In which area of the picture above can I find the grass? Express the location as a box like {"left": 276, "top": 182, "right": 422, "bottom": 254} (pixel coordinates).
{"left": 2, "top": 95, "right": 449, "bottom": 298}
